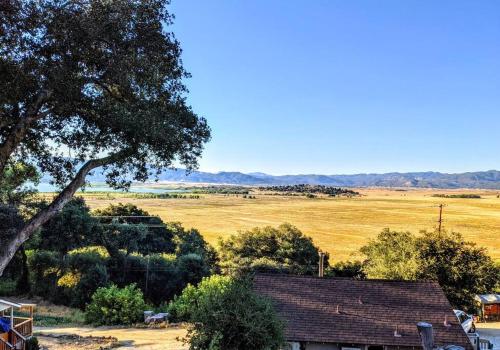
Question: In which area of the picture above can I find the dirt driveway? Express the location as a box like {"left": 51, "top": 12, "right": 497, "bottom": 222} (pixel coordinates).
{"left": 35, "top": 325, "right": 188, "bottom": 350}
{"left": 477, "top": 322, "right": 500, "bottom": 350}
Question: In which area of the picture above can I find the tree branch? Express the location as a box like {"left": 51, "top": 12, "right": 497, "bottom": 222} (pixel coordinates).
{"left": 0, "top": 90, "right": 53, "bottom": 174}
{"left": 0, "top": 150, "right": 129, "bottom": 276}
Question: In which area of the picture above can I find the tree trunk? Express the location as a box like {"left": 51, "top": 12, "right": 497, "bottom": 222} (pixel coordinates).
{"left": 16, "top": 247, "right": 30, "bottom": 294}
{"left": 0, "top": 154, "right": 117, "bottom": 276}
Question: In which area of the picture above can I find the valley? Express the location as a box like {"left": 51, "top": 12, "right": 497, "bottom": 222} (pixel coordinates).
{"left": 76, "top": 187, "right": 500, "bottom": 262}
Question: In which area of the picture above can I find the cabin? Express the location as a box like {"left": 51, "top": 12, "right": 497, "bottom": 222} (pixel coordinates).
{"left": 253, "top": 273, "right": 473, "bottom": 350}
{"left": 475, "top": 294, "right": 500, "bottom": 322}
{"left": 0, "top": 300, "right": 35, "bottom": 350}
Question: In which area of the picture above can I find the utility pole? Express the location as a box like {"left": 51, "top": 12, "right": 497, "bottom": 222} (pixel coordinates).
{"left": 437, "top": 204, "right": 444, "bottom": 235}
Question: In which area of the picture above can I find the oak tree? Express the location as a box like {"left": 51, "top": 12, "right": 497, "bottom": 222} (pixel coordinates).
{"left": 0, "top": 0, "right": 210, "bottom": 275}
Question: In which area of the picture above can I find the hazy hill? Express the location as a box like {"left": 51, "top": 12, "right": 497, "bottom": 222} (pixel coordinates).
{"left": 49, "top": 169, "right": 500, "bottom": 189}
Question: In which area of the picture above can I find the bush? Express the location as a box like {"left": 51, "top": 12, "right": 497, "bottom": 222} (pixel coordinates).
{"left": 168, "top": 275, "right": 232, "bottom": 322}
{"left": 25, "top": 336, "right": 39, "bottom": 350}
{"left": 173, "top": 276, "right": 284, "bottom": 350}
{"left": 85, "top": 284, "right": 146, "bottom": 325}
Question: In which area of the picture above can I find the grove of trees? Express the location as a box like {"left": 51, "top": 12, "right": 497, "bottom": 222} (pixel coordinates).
{"left": 1, "top": 200, "right": 217, "bottom": 309}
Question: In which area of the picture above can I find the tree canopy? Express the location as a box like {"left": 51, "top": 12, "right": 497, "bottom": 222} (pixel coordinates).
{"left": 218, "top": 223, "right": 325, "bottom": 274}
{"left": 360, "top": 228, "right": 420, "bottom": 280}
{"left": 169, "top": 275, "right": 285, "bottom": 350}
{"left": 0, "top": 0, "right": 210, "bottom": 274}
{"left": 360, "top": 228, "right": 500, "bottom": 310}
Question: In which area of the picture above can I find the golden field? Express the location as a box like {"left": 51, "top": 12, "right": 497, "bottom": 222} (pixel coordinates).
{"left": 74, "top": 188, "right": 500, "bottom": 262}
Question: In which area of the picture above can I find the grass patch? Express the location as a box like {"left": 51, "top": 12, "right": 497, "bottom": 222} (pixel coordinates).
{"left": 33, "top": 312, "right": 85, "bottom": 327}
{"left": 80, "top": 188, "right": 500, "bottom": 262}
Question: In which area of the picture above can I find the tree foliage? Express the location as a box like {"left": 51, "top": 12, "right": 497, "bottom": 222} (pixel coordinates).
{"left": 85, "top": 284, "right": 146, "bottom": 326}
{"left": 218, "top": 223, "right": 324, "bottom": 274}
{"left": 19, "top": 198, "right": 217, "bottom": 308}
{"left": 0, "top": 162, "right": 40, "bottom": 207}
{"left": 360, "top": 229, "right": 420, "bottom": 280}
{"left": 170, "top": 275, "right": 284, "bottom": 350}
{"left": 326, "top": 260, "right": 366, "bottom": 279}
{"left": 417, "top": 230, "right": 500, "bottom": 310}
{"left": 360, "top": 228, "right": 500, "bottom": 310}
{"left": 0, "top": 0, "right": 210, "bottom": 275}
{"left": 37, "top": 197, "right": 96, "bottom": 255}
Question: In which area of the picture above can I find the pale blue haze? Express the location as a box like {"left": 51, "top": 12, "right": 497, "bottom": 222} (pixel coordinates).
{"left": 170, "top": 0, "right": 500, "bottom": 175}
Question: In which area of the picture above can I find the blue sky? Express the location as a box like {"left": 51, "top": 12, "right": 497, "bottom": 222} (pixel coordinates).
{"left": 170, "top": 0, "right": 500, "bottom": 175}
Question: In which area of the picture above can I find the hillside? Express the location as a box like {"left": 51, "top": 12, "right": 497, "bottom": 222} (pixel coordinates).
{"left": 41, "top": 169, "right": 500, "bottom": 189}
{"left": 57, "top": 169, "right": 500, "bottom": 189}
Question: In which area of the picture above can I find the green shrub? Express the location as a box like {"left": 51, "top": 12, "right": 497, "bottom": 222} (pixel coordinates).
{"left": 85, "top": 284, "right": 146, "bottom": 325}
{"left": 25, "top": 336, "right": 39, "bottom": 350}
{"left": 25, "top": 337, "right": 40, "bottom": 350}
{"left": 172, "top": 275, "right": 284, "bottom": 350}
{"left": 168, "top": 275, "right": 232, "bottom": 322}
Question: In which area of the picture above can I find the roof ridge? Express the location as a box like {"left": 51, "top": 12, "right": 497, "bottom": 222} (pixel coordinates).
{"left": 254, "top": 272, "right": 439, "bottom": 284}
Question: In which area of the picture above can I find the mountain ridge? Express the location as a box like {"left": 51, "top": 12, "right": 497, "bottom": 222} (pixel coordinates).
{"left": 53, "top": 169, "right": 500, "bottom": 189}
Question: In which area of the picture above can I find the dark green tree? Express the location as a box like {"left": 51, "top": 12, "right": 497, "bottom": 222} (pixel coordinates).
{"left": 218, "top": 223, "right": 325, "bottom": 274}
{"left": 171, "top": 223, "right": 219, "bottom": 272}
{"left": 359, "top": 228, "right": 500, "bottom": 310}
{"left": 93, "top": 203, "right": 150, "bottom": 217}
{"left": 326, "top": 260, "right": 366, "bottom": 279}
{"left": 37, "top": 197, "right": 96, "bottom": 255}
{"left": 0, "top": 162, "right": 40, "bottom": 207}
{"left": 0, "top": 0, "right": 210, "bottom": 275}
{"left": 0, "top": 161, "right": 40, "bottom": 292}
{"left": 93, "top": 203, "right": 175, "bottom": 256}
{"left": 170, "top": 275, "right": 284, "bottom": 350}
{"left": 417, "top": 229, "right": 500, "bottom": 311}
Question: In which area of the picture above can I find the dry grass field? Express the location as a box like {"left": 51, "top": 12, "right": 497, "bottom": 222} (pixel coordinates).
{"left": 74, "top": 188, "right": 500, "bottom": 262}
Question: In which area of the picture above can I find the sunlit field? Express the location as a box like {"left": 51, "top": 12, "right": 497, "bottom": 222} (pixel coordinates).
{"left": 52, "top": 188, "right": 500, "bottom": 262}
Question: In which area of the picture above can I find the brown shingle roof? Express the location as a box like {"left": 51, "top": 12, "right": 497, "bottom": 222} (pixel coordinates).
{"left": 253, "top": 273, "right": 472, "bottom": 349}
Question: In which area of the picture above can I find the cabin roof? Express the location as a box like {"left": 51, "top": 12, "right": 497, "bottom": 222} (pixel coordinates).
{"left": 253, "top": 273, "right": 472, "bottom": 349}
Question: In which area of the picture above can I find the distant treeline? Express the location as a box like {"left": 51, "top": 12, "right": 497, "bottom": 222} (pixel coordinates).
{"left": 432, "top": 194, "right": 481, "bottom": 199}
{"left": 191, "top": 186, "right": 250, "bottom": 195}
{"left": 259, "top": 184, "right": 359, "bottom": 197}
{"left": 130, "top": 193, "right": 200, "bottom": 199}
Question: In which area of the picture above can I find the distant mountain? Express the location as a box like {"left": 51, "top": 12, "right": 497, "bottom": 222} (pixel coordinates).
{"left": 42, "top": 168, "right": 500, "bottom": 189}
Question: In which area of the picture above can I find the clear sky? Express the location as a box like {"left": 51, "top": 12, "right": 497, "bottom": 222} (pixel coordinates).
{"left": 169, "top": 0, "right": 500, "bottom": 175}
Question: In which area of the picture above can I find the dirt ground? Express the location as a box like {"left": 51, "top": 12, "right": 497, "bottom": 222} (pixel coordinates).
{"left": 35, "top": 323, "right": 500, "bottom": 350}
{"left": 35, "top": 325, "right": 188, "bottom": 350}
{"left": 477, "top": 322, "right": 500, "bottom": 350}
